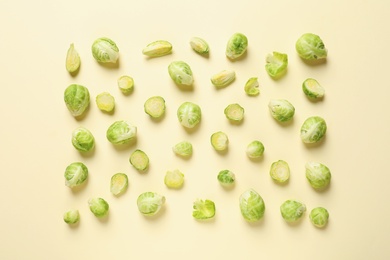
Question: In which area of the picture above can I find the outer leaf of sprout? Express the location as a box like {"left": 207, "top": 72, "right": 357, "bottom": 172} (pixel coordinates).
{"left": 217, "top": 170, "right": 235, "bottom": 186}
{"left": 91, "top": 37, "right": 119, "bottom": 63}
{"left": 225, "top": 33, "right": 248, "bottom": 60}
{"left": 190, "top": 37, "right": 209, "bottom": 54}
{"left": 106, "top": 120, "right": 137, "bottom": 145}
{"left": 142, "top": 40, "right": 172, "bottom": 57}
{"left": 239, "top": 189, "right": 265, "bottom": 222}
{"left": 309, "top": 207, "right": 329, "bottom": 228}
{"left": 177, "top": 102, "right": 201, "bottom": 128}
{"left": 63, "top": 210, "right": 80, "bottom": 224}
{"left": 96, "top": 92, "right": 115, "bottom": 112}
{"left": 71, "top": 127, "right": 95, "bottom": 152}
{"left": 88, "top": 198, "right": 109, "bottom": 218}
{"left": 211, "top": 70, "right": 236, "bottom": 88}
{"left": 172, "top": 141, "right": 193, "bottom": 157}
{"left": 110, "top": 173, "right": 129, "bottom": 196}
{"left": 300, "top": 116, "right": 327, "bottom": 144}
{"left": 280, "top": 200, "right": 306, "bottom": 222}
{"left": 137, "top": 192, "right": 165, "bottom": 216}
{"left": 117, "top": 75, "right": 134, "bottom": 94}
{"left": 224, "top": 103, "right": 244, "bottom": 122}
{"left": 168, "top": 61, "right": 194, "bottom": 86}
{"left": 192, "top": 199, "right": 216, "bottom": 220}
{"left": 270, "top": 160, "right": 290, "bottom": 183}
{"left": 268, "top": 99, "right": 295, "bottom": 122}
{"left": 129, "top": 150, "right": 149, "bottom": 171}
{"left": 65, "top": 43, "right": 80, "bottom": 73}
{"left": 246, "top": 140, "right": 265, "bottom": 159}
{"left": 64, "top": 162, "right": 88, "bottom": 188}
{"left": 144, "top": 96, "right": 166, "bottom": 118}
{"left": 210, "top": 131, "right": 229, "bottom": 151}
{"left": 296, "top": 33, "right": 327, "bottom": 60}
{"left": 164, "top": 169, "right": 185, "bottom": 188}
{"left": 64, "top": 84, "right": 90, "bottom": 117}
{"left": 244, "top": 77, "right": 259, "bottom": 96}
{"left": 305, "top": 162, "right": 331, "bottom": 189}
{"left": 302, "top": 78, "right": 325, "bottom": 99}
{"left": 265, "top": 52, "right": 288, "bottom": 79}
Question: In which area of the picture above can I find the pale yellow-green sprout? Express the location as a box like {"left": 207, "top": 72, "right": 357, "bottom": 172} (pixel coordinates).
{"left": 192, "top": 199, "right": 216, "bottom": 220}
{"left": 300, "top": 116, "right": 327, "bottom": 144}
{"left": 217, "top": 170, "right": 235, "bottom": 187}
{"left": 110, "top": 173, "right": 129, "bottom": 196}
{"left": 117, "top": 75, "right": 134, "bottom": 94}
{"left": 239, "top": 189, "right": 265, "bottom": 222}
{"left": 88, "top": 198, "right": 109, "bottom": 218}
{"left": 63, "top": 209, "right": 80, "bottom": 225}
{"left": 224, "top": 103, "right": 244, "bottom": 122}
{"left": 302, "top": 78, "right": 325, "bottom": 99}
{"left": 172, "top": 141, "right": 193, "bottom": 157}
{"left": 96, "top": 92, "right": 115, "bottom": 112}
{"left": 269, "top": 160, "right": 290, "bottom": 183}
{"left": 71, "top": 127, "right": 95, "bottom": 153}
{"left": 129, "top": 149, "right": 149, "bottom": 171}
{"left": 168, "top": 61, "right": 194, "bottom": 86}
{"left": 64, "top": 162, "right": 88, "bottom": 188}
{"left": 210, "top": 131, "right": 229, "bottom": 151}
{"left": 106, "top": 120, "right": 137, "bottom": 145}
{"left": 142, "top": 40, "right": 172, "bottom": 57}
{"left": 280, "top": 200, "right": 306, "bottom": 222}
{"left": 164, "top": 169, "right": 185, "bottom": 189}
{"left": 226, "top": 33, "right": 248, "bottom": 60}
{"left": 91, "top": 37, "right": 119, "bottom": 63}
{"left": 244, "top": 77, "right": 260, "bottom": 96}
{"left": 268, "top": 99, "right": 295, "bottom": 122}
{"left": 246, "top": 140, "right": 265, "bottom": 159}
{"left": 65, "top": 43, "right": 80, "bottom": 73}
{"left": 177, "top": 102, "right": 201, "bottom": 128}
{"left": 137, "top": 192, "right": 165, "bottom": 216}
{"left": 211, "top": 70, "right": 236, "bottom": 88}
{"left": 305, "top": 162, "right": 331, "bottom": 189}
{"left": 296, "top": 33, "right": 327, "bottom": 60}
{"left": 144, "top": 96, "right": 166, "bottom": 118}
{"left": 309, "top": 207, "right": 329, "bottom": 228}
{"left": 190, "top": 37, "right": 209, "bottom": 54}
{"left": 265, "top": 52, "right": 288, "bottom": 79}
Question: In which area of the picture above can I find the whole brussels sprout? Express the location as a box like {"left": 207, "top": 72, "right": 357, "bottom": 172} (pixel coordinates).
{"left": 88, "top": 198, "right": 109, "bottom": 218}
{"left": 63, "top": 209, "right": 80, "bottom": 225}
{"left": 226, "top": 33, "right": 248, "bottom": 60}
{"left": 239, "top": 189, "right": 265, "bottom": 222}
{"left": 295, "top": 33, "right": 327, "bottom": 60}
{"left": 168, "top": 61, "right": 194, "bottom": 86}
{"left": 64, "top": 162, "right": 88, "bottom": 188}
{"left": 177, "top": 102, "right": 201, "bottom": 128}
{"left": 137, "top": 192, "right": 165, "bottom": 216}
{"left": 280, "top": 200, "right": 306, "bottom": 222}
{"left": 91, "top": 37, "right": 119, "bottom": 63}
{"left": 64, "top": 84, "right": 90, "bottom": 117}
{"left": 268, "top": 99, "right": 295, "bottom": 122}
{"left": 305, "top": 162, "right": 331, "bottom": 189}
{"left": 106, "top": 120, "right": 137, "bottom": 145}
{"left": 300, "top": 116, "right": 327, "bottom": 144}
{"left": 309, "top": 207, "right": 329, "bottom": 228}
{"left": 71, "top": 127, "right": 95, "bottom": 152}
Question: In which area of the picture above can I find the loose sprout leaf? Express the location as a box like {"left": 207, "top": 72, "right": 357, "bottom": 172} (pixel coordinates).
{"left": 244, "top": 77, "right": 260, "bottom": 96}
{"left": 192, "top": 199, "right": 216, "bottom": 220}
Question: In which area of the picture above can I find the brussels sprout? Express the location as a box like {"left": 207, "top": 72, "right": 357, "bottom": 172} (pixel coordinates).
{"left": 246, "top": 140, "right": 264, "bottom": 159}
{"left": 210, "top": 131, "right": 229, "bottom": 151}
{"left": 302, "top": 78, "right": 325, "bottom": 99}
{"left": 225, "top": 33, "right": 248, "bottom": 60}
{"left": 224, "top": 103, "right": 244, "bottom": 122}
{"left": 63, "top": 209, "right": 80, "bottom": 225}
{"left": 268, "top": 99, "right": 295, "bottom": 122}
{"left": 91, "top": 37, "right": 119, "bottom": 63}
{"left": 270, "top": 160, "right": 290, "bottom": 183}
{"left": 64, "top": 162, "right": 88, "bottom": 188}
{"left": 190, "top": 37, "right": 209, "bottom": 54}
{"left": 239, "top": 189, "right": 265, "bottom": 222}
{"left": 217, "top": 170, "right": 235, "bottom": 187}
{"left": 296, "top": 33, "right": 327, "bottom": 60}
{"left": 265, "top": 52, "right": 288, "bottom": 79}
{"left": 280, "top": 200, "right": 306, "bottom": 222}
{"left": 164, "top": 169, "right": 184, "bottom": 189}
{"left": 244, "top": 77, "right": 260, "bottom": 96}
{"left": 144, "top": 96, "right": 166, "bottom": 118}
{"left": 129, "top": 149, "right": 149, "bottom": 171}
{"left": 300, "top": 116, "right": 327, "bottom": 144}
{"left": 177, "top": 102, "right": 201, "bottom": 128}
{"left": 211, "top": 70, "right": 236, "bottom": 88}
{"left": 88, "top": 198, "right": 109, "bottom": 218}
{"left": 309, "top": 207, "right": 329, "bottom": 228}
{"left": 305, "top": 162, "right": 331, "bottom": 189}
{"left": 168, "top": 61, "right": 194, "bottom": 86}
{"left": 172, "top": 141, "right": 193, "bottom": 157}
{"left": 117, "top": 75, "right": 134, "bottom": 94}
{"left": 71, "top": 127, "right": 95, "bottom": 152}
{"left": 96, "top": 92, "right": 115, "bottom": 113}
{"left": 110, "top": 173, "right": 128, "bottom": 196}
{"left": 137, "top": 192, "right": 165, "bottom": 216}
{"left": 106, "top": 120, "right": 137, "bottom": 145}
{"left": 142, "top": 40, "right": 172, "bottom": 57}
{"left": 64, "top": 84, "right": 90, "bottom": 117}
{"left": 192, "top": 199, "right": 216, "bottom": 220}
{"left": 65, "top": 43, "right": 80, "bottom": 73}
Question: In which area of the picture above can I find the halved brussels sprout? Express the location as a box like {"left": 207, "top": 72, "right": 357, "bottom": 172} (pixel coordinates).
{"left": 91, "top": 37, "right": 119, "bottom": 63}
{"left": 270, "top": 160, "right": 290, "bottom": 183}
{"left": 144, "top": 96, "right": 166, "bottom": 118}
{"left": 244, "top": 77, "right": 260, "bottom": 96}
{"left": 265, "top": 52, "right": 288, "bottom": 79}
{"left": 302, "top": 78, "right": 325, "bottom": 99}
{"left": 268, "top": 99, "right": 295, "bottom": 122}
{"left": 64, "top": 84, "right": 90, "bottom": 117}
{"left": 217, "top": 170, "right": 235, "bottom": 187}
{"left": 110, "top": 173, "right": 129, "bottom": 196}
{"left": 106, "top": 120, "right": 137, "bottom": 145}
{"left": 64, "top": 162, "right": 88, "bottom": 188}
{"left": 309, "top": 207, "right": 329, "bottom": 228}
{"left": 164, "top": 169, "right": 184, "bottom": 189}
{"left": 88, "top": 198, "right": 109, "bottom": 218}
{"left": 168, "top": 61, "right": 194, "bottom": 86}
{"left": 210, "top": 131, "right": 229, "bottom": 151}
{"left": 172, "top": 141, "right": 193, "bottom": 157}
{"left": 192, "top": 199, "right": 216, "bottom": 220}
{"left": 142, "top": 40, "right": 172, "bottom": 57}
{"left": 137, "top": 192, "right": 165, "bottom": 216}
{"left": 305, "top": 162, "right": 331, "bottom": 189}
{"left": 280, "top": 200, "right": 306, "bottom": 222}
{"left": 96, "top": 92, "right": 115, "bottom": 112}
{"left": 190, "top": 37, "right": 209, "bottom": 54}
{"left": 71, "top": 127, "right": 95, "bottom": 152}
{"left": 239, "top": 189, "right": 265, "bottom": 222}
{"left": 177, "top": 102, "right": 201, "bottom": 128}
{"left": 246, "top": 140, "right": 264, "bottom": 159}
{"left": 296, "top": 33, "right": 327, "bottom": 60}
{"left": 117, "top": 75, "right": 134, "bottom": 94}
{"left": 226, "top": 33, "right": 248, "bottom": 60}
{"left": 129, "top": 149, "right": 149, "bottom": 171}
{"left": 211, "top": 70, "right": 236, "bottom": 88}
{"left": 224, "top": 103, "right": 244, "bottom": 122}
{"left": 65, "top": 43, "right": 80, "bottom": 73}
{"left": 63, "top": 209, "right": 80, "bottom": 225}
{"left": 300, "top": 116, "right": 327, "bottom": 144}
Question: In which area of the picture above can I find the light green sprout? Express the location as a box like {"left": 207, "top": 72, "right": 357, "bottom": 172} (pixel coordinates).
{"left": 302, "top": 78, "right": 325, "bottom": 99}
{"left": 117, "top": 75, "right": 134, "bottom": 94}
{"left": 300, "top": 116, "right": 327, "bottom": 144}
{"left": 91, "top": 37, "right": 119, "bottom": 63}
{"left": 270, "top": 160, "right": 290, "bottom": 183}
{"left": 280, "top": 200, "right": 306, "bottom": 222}
{"left": 217, "top": 170, "right": 235, "bottom": 187}
{"left": 244, "top": 77, "right": 260, "bottom": 96}
{"left": 265, "top": 52, "right": 288, "bottom": 79}
{"left": 64, "top": 162, "right": 88, "bottom": 188}
{"left": 226, "top": 33, "right": 248, "bottom": 60}
{"left": 246, "top": 140, "right": 265, "bottom": 159}
{"left": 144, "top": 96, "right": 166, "bottom": 118}
{"left": 64, "top": 84, "right": 90, "bottom": 117}
{"left": 210, "top": 131, "right": 229, "bottom": 151}
{"left": 210, "top": 70, "right": 236, "bottom": 88}
{"left": 192, "top": 199, "right": 216, "bottom": 220}
{"left": 65, "top": 43, "right": 80, "bottom": 73}
{"left": 190, "top": 37, "right": 209, "bottom": 54}
{"left": 168, "top": 61, "right": 194, "bottom": 86}
{"left": 268, "top": 99, "right": 295, "bottom": 122}
{"left": 63, "top": 209, "right": 80, "bottom": 225}
{"left": 106, "top": 120, "right": 137, "bottom": 145}
{"left": 110, "top": 173, "right": 129, "bottom": 196}
{"left": 305, "top": 162, "right": 331, "bottom": 189}
{"left": 224, "top": 103, "right": 244, "bottom": 122}
{"left": 96, "top": 92, "right": 115, "bottom": 113}
{"left": 172, "top": 141, "right": 193, "bottom": 157}
{"left": 296, "top": 33, "right": 327, "bottom": 60}
{"left": 142, "top": 40, "right": 172, "bottom": 57}
{"left": 137, "top": 192, "right": 165, "bottom": 216}
{"left": 88, "top": 198, "right": 109, "bottom": 218}
{"left": 164, "top": 169, "right": 184, "bottom": 189}
{"left": 71, "top": 127, "right": 95, "bottom": 153}
{"left": 239, "top": 189, "right": 266, "bottom": 222}
{"left": 309, "top": 207, "right": 329, "bottom": 228}
{"left": 129, "top": 149, "right": 149, "bottom": 171}
{"left": 177, "top": 102, "right": 202, "bottom": 128}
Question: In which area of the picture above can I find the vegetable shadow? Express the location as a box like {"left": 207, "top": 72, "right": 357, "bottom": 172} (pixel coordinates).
{"left": 79, "top": 146, "right": 96, "bottom": 159}
{"left": 248, "top": 155, "right": 265, "bottom": 163}
{"left": 194, "top": 216, "right": 216, "bottom": 224}
{"left": 73, "top": 105, "right": 91, "bottom": 122}
{"left": 142, "top": 206, "right": 166, "bottom": 221}
{"left": 273, "top": 117, "right": 295, "bottom": 128}
{"left": 228, "top": 117, "right": 244, "bottom": 126}
{"left": 303, "top": 135, "right": 326, "bottom": 149}
{"left": 111, "top": 138, "right": 138, "bottom": 152}
{"left": 183, "top": 122, "right": 201, "bottom": 134}
{"left": 214, "top": 147, "right": 229, "bottom": 156}
{"left": 284, "top": 216, "right": 305, "bottom": 228}
{"left": 245, "top": 217, "right": 265, "bottom": 227}
{"left": 305, "top": 95, "right": 325, "bottom": 103}
{"left": 97, "top": 58, "right": 120, "bottom": 69}
{"left": 96, "top": 213, "right": 110, "bottom": 224}
{"left": 70, "top": 178, "right": 89, "bottom": 195}
{"left": 148, "top": 111, "right": 166, "bottom": 123}
{"left": 309, "top": 181, "right": 331, "bottom": 194}
{"left": 175, "top": 82, "right": 194, "bottom": 92}
{"left": 226, "top": 50, "right": 248, "bottom": 62}
{"left": 300, "top": 57, "right": 327, "bottom": 66}
{"left": 219, "top": 182, "right": 235, "bottom": 191}
{"left": 67, "top": 221, "right": 80, "bottom": 229}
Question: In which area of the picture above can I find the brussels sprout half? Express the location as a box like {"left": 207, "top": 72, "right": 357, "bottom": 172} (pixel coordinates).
{"left": 110, "top": 173, "right": 129, "bottom": 196}
{"left": 164, "top": 169, "right": 185, "bottom": 189}
{"left": 210, "top": 131, "right": 229, "bottom": 151}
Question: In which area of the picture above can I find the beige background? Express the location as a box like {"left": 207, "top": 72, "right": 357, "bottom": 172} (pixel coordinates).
{"left": 1, "top": 0, "right": 389, "bottom": 259}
